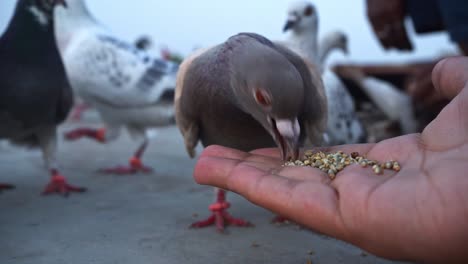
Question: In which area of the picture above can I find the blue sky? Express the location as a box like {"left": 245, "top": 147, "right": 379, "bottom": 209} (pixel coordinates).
{"left": 0, "top": 0, "right": 459, "bottom": 64}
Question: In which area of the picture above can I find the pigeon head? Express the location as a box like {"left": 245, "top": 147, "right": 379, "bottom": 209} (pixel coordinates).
{"left": 25, "top": 0, "right": 67, "bottom": 25}
{"left": 283, "top": 0, "right": 318, "bottom": 33}
{"left": 228, "top": 35, "right": 305, "bottom": 161}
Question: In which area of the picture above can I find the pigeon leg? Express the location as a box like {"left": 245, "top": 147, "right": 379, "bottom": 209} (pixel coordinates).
{"left": 98, "top": 138, "right": 152, "bottom": 175}
{"left": 39, "top": 127, "right": 86, "bottom": 197}
{"left": 69, "top": 102, "right": 91, "bottom": 121}
{"left": 190, "top": 189, "right": 253, "bottom": 232}
{"left": 42, "top": 169, "right": 87, "bottom": 196}
{"left": 64, "top": 127, "right": 106, "bottom": 143}
{"left": 0, "top": 183, "right": 15, "bottom": 192}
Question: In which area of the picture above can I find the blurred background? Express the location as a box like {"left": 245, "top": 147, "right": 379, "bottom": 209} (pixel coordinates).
{"left": 0, "top": 0, "right": 459, "bottom": 65}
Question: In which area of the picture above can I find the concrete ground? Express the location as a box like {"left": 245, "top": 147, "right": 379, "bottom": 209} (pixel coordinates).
{"left": 0, "top": 113, "right": 411, "bottom": 264}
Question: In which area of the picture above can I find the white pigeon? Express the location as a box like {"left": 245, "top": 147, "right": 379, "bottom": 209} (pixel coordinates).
{"left": 358, "top": 77, "right": 418, "bottom": 134}
{"left": 334, "top": 66, "right": 419, "bottom": 135}
{"left": 54, "top": 0, "right": 178, "bottom": 174}
{"left": 282, "top": 0, "right": 366, "bottom": 145}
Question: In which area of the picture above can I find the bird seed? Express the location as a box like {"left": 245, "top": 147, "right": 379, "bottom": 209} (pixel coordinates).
{"left": 283, "top": 151, "right": 401, "bottom": 180}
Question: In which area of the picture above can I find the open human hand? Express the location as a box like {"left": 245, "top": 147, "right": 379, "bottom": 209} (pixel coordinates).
{"left": 193, "top": 57, "right": 468, "bottom": 263}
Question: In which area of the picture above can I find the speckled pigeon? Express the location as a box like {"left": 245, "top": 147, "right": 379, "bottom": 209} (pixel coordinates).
{"left": 175, "top": 33, "right": 327, "bottom": 231}
{"left": 54, "top": 0, "right": 178, "bottom": 174}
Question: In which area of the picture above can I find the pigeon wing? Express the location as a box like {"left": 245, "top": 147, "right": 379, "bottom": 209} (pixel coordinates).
{"left": 65, "top": 33, "right": 177, "bottom": 108}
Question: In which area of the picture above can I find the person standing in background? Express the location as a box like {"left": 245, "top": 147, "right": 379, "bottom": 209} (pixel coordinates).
{"left": 366, "top": 0, "right": 468, "bottom": 105}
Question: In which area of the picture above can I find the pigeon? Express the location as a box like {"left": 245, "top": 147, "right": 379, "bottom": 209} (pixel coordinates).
{"left": 282, "top": 0, "right": 366, "bottom": 145}
{"left": 53, "top": 0, "right": 178, "bottom": 174}
{"left": 175, "top": 33, "right": 327, "bottom": 231}
{"left": 282, "top": 1, "right": 319, "bottom": 65}
{"left": 0, "top": 0, "right": 86, "bottom": 196}
{"left": 333, "top": 66, "right": 418, "bottom": 135}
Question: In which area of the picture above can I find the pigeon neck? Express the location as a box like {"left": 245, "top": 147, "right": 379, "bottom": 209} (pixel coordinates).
{"left": 55, "top": 0, "right": 96, "bottom": 26}
{"left": 53, "top": 0, "right": 96, "bottom": 53}
{"left": 288, "top": 27, "right": 319, "bottom": 65}
{"left": 318, "top": 34, "right": 342, "bottom": 66}
{"left": 1, "top": 2, "right": 55, "bottom": 55}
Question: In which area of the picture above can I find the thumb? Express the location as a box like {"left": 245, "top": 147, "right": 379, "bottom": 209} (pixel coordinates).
{"left": 423, "top": 56, "right": 468, "bottom": 150}
{"left": 432, "top": 56, "right": 468, "bottom": 99}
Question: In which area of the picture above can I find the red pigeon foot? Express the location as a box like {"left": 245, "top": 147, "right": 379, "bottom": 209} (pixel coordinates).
{"left": 0, "top": 183, "right": 15, "bottom": 192}
{"left": 190, "top": 201, "right": 253, "bottom": 232}
{"left": 42, "top": 173, "right": 86, "bottom": 197}
{"left": 64, "top": 127, "right": 106, "bottom": 142}
{"left": 98, "top": 157, "right": 152, "bottom": 175}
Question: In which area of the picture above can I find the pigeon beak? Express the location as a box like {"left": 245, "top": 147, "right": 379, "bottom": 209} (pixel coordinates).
{"left": 283, "top": 15, "right": 299, "bottom": 32}
{"left": 53, "top": 0, "right": 67, "bottom": 8}
{"left": 270, "top": 118, "right": 300, "bottom": 161}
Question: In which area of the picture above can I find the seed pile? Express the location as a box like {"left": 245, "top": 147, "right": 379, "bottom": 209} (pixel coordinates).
{"left": 283, "top": 150, "right": 400, "bottom": 180}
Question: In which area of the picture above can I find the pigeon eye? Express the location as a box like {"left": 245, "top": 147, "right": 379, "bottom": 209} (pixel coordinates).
{"left": 304, "top": 6, "right": 314, "bottom": 16}
{"left": 254, "top": 89, "right": 272, "bottom": 107}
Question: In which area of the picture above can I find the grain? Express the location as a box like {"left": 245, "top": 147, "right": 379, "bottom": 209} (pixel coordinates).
{"left": 284, "top": 151, "right": 401, "bottom": 180}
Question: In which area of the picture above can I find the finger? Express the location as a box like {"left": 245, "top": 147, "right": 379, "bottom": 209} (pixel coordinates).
{"left": 423, "top": 57, "right": 468, "bottom": 148}
{"left": 203, "top": 144, "right": 376, "bottom": 165}
{"left": 250, "top": 148, "right": 281, "bottom": 158}
{"left": 432, "top": 56, "right": 468, "bottom": 99}
{"left": 195, "top": 154, "right": 329, "bottom": 186}
{"left": 194, "top": 155, "right": 346, "bottom": 237}
{"left": 201, "top": 146, "right": 327, "bottom": 182}
{"left": 201, "top": 145, "right": 284, "bottom": 170}
{"left": 200, "top": 145, "right": 249, "bottom": 160}
{"left": 196, "top": 143, "right": 378, "bottom": 187}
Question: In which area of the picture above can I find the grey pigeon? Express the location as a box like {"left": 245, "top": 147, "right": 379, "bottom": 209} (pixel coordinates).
{"left": 0, "top": 0, "right": 85, "bottom": 196}
{"left": 175, "top": 33, "right": 327, "bottom": 231}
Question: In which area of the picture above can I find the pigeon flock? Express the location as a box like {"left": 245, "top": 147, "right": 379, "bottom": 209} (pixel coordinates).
{"left": 1, "top": 0, "right": 423, "bottom": 232}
